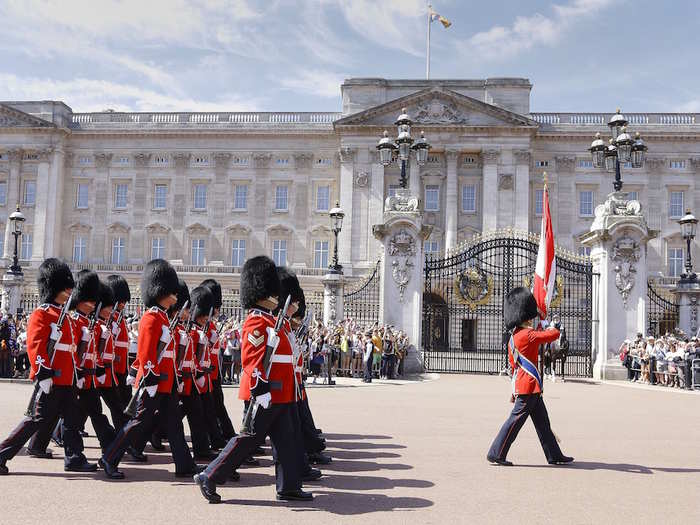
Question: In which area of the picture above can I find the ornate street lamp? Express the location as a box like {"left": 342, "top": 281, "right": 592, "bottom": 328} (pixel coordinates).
{"left": 329, "top": 201, "right": 345, "bottom": 274}
{"left": 377, "top": 108, "right": 431, "bottom": 189}
{"left": 678, "top": 209, "right": 698, "bottom": 283}
{"left": 8, "top": 204, "right": 25, "bottom": 275}
{"left": 589, "top": 109, "right": 647, "bottom": 192}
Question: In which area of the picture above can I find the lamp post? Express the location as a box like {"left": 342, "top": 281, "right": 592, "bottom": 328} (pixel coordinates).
{"left": 377, "top": 108, "right": 431, "bottom": 189}
{"left": 678, "top": 209, "right": 698, "bottom": 284}
{"left": 329, "top": 201, "right": 345, "bottom": 274}
{"left": 589, "top": 109, "right": 648, "bottom": 192}
{"left": 8, "top": 205, "right": 25, "bottom": 276}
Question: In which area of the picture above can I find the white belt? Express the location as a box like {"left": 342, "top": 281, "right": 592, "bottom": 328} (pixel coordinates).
{"left": 83, "top": 353, "right": 96, "bottom": 361}
{"left": 181, "top": 360, "right": 194, "bottom": 368}
{"left": 102, "top": 353, "right": 114, "bottom": 360}
{"left": 54, "top": 343, "right": 72, "bottom": 352}
{"left": 114, "top": 341, "right": 128, "bottom": 348}
{"left": 270, "top": 354, "right": 293, "bottom": 364}
{"left": 160, "top": 350, "right": 174, "bottom": 359}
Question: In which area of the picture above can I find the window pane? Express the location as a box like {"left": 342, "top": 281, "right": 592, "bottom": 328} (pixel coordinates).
{"left": 423, "top": 241, "right": 439, "bottom": 256}
{"left": 76, "top": 184, "right": 89, "bottom": 208}
{"left": 234, "top": 185, "right": 248, "bottom": 210}
{"left": 154, "top": 185, "right": 167, "bottom": 208}
{"left": 425, "top": 185, "right": 439, "bottom": 211}
{"left": 275, "top": 186, "right": 288, "bottom": 210}
{"left": 670, "top": 191, "right": 684, "bottom": 218}
{"left": 151, "top": 237, "right": 165, "bottom": 259}
{"left": 24, "top": 181, "right": 36, "bottom": 205}
{"left": 578, "top": 246, "right": 591, "bottom": 257}
{"left": 387, "top": 185, "right": 399, "bottom": 198}
{"left": 579, "top": 191, "right": 593, "bottom": 216}
{"left": 316, "top": 186, "right": 330, "bottom": 211}
{"left": 191, "top": 239, "right": 205, "bottom": 265}
{"left": 535, "top": 189, "right": 544, "bottom": 215}
{"left": 21, "top": 233, "right": 33, "bottom": 259}
{"left": 115, "top": 184, "right": 128, "bottom": 208}
{"left": 462, "top": 185, "right": 476, "bottom": 212}
{"left": 668, "top": 248, "right": 684, "bottom": 277}
{"left": 194, "top": 184, "right": 207, "bottom": 209}
{"left": 111, "top": 237, "right": 125, "bottom": 264}
{"left": 272, "top": 239, "right": 287, "bottom": 266}
{"left": 314, "top": 240, "right": 329, "bottom": 268}
{"left": 231, "top": 239, "right": 246, "bottom": 266}
{"left": 73, "top": 236, "right": 86, "bottom": 263}
{"left": 627, "top": 191, "right": 638, "bottom": 202}
{"left": 0, "top": 181, "right": 7, "bottom": 205}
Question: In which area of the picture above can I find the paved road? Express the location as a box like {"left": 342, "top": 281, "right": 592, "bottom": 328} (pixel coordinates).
{"left": 0, "top": 375, "right": 698, "bottom": 524}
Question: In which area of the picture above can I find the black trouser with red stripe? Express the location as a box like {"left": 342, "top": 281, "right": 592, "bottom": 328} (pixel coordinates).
{"left": 487, "top": 393, "right": 563, "bottom": 462}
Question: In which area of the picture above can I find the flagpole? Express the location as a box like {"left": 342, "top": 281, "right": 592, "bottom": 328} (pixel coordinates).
{"left": 426, "top": 4, "right": 431, "bottom": 79}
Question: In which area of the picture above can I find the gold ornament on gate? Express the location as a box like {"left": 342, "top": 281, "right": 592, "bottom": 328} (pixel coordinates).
{"left": 523, "top": 275, "right": 564, "bottom": 309}
{"left": 455, "top": 266, "right": 493, "bottom": 311}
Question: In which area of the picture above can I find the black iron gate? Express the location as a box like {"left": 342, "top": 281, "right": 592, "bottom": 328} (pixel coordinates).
{"left": 343, "top": 259, "right": 381, "bottom": 327}
{"left": 423, "top": 231, "right": 595, "bottom": 377}
{"left": 647, "top": 280, "right": 679, "bottom": 336}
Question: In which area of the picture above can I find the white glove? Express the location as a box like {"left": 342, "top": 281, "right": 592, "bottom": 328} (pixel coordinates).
{"left": 39, "top": 378, "right": 53, "bottom": 394}
{"left": 101, "top": 325, "right": 110, "bottom": 340}
{"left": 256, "top": 392, "right": 272, "bottom": 410}
{"left": 145, "top": 385, "right": 158, "bottom": 398}
{"left": 97, "top": 374, "right": 106, "bottom": 384}
{"left": 160, "top": 325, "right": 170, "bottom": 343}
{"left": 49, "top": 323, "right": 62, "bottom": 344}
{"left": 209, "top": 331, "right": 219, "bottom": 344}
{"left": 266, "top": 326, "right": 280, "bottom": 351}
{"left": 81, "top": 326, "right": 91, "bottom": 342}
{"left": 195, "top": 376, "right": 206, "bottom": 389}
{"left": 126, "top": 374, "right": 135, "bottom": 386}
{"left": 76, "top": 377, "right": 85, "bottom": 389}
{"left": 177, "top": 382, "right": 184, "bottom": 394}
{"left": 112, "top": 321, "right": 120, "bottom": 337}
{"left": 197, "top": 329, "right": 207, "bottom": 342}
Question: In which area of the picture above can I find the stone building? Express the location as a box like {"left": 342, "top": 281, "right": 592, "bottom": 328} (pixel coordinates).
{"left": 0, "top": 78, "right": 698, "bottom": 295}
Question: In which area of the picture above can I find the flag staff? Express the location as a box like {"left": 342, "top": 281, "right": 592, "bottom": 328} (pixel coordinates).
{"left": 426, "top": 4, "right": 432, "bottom": 79}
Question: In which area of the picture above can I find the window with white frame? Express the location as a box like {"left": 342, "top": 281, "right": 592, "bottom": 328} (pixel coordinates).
{"left": 111, "top": 237, "right": 126, "bottom": 264}
{"left": 668, "top": 247, "right": 684, "bottom": 277}
{"left": 191, "top": 238, "right": 206, "bottom": 265}
{"left": 578, "top": 246, "right": 591, "bottom": 257}
{"left": 151, "top": 237, "right": 165, "bottom": 259}
{"left": 154, "top": 155, "right": 168, "bottom": 165}
{"left": 387, "top": 184, "right": 400, "bottom": 198}
{"left": 117, "top": 156, "right": 129, "bottom": 165}
{"left": 153, "top": 184, "right": 167, "bottom": 209}
{"left": 21, "top": 233, "right": 32, "bottom": 260}
{"left": 193, "top": 184, "right": 207, "bottom": 210}
{"left": 669, "top": 191, "right": 684, "bottom": 218}
{"left": 23, "top": 180, "right": 36, "bottom": 206}
{"left": 534, "top": 189, "right": 544, "bottom": 216}
{"left": 463, "top": 156, "right": 477, "bottom": 165}
{"left": 425, "top": 185, "right": 439, "bottom": 211}
{"left": 578, "top": 159, "right": 593, "bottom": 168}
{"left": 73, "top": 236, "right": 87, "bottom": 263}
{"left": 316, "top": 185, "right": 330, "bottom": 211}
{"left": 114, "top": 183, "right": 128, "bottom": 209}
{"left": 275, "top": 186, "right": 288, "bottom": 211}
{"left": 535, "top": 160, "right": 549, "bottom": 167}
{"left": 627, "top": 191, "right": 638, "bottom": 202}
{"left": 276, "top": 157, "right": 289, "bottom": 166}
{"left": 78, "top": 156, "right": 91, "bottom": 165}
{"left": 579, "top": 190, "right": 593, "bottom": 216}
{"left": 76, "top": 183, "right": 89, "bottom": 209}
{"left": 424, "top": 240, "right": 440, "bottom": 256}
{"left": 0, "top": 181, "right": 6, "bottom": 205}
{"left": 670, "top": 160, "right": 686, "bottom": 169}
{"left": 462, "top": 184, "right": 476, "bottom": 213}
{"left": 313, "top": 240, "right": 329, "bottom": 269}
{"left": 234, "top": 185, "right": 248, "bottom": 210}
{"left": 272, "top": 239, "right": 287, "bottom": 266}
{"left": 231, "top": 239, "right": 246, "bottom": 267}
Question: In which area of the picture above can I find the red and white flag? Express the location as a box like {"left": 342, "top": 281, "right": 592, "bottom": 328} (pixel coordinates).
{"left": 532, "top": 183, "right": 556, "bottom": 319}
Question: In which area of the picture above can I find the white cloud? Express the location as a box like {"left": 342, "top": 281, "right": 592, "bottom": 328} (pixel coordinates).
{"left": 278, "top": 69, "right": 346, "bottom": 99}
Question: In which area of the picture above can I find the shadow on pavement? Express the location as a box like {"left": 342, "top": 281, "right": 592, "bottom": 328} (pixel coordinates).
{"left": 326, "top": 441, "right": 406, "bottom": 450}
{"left": 322, "top": 433, "right": 392, "bottom": 440}
{"left": 514, "top": 461, "right": 700, "bottom": 474}
{"left": 316, "top": 459, "right": 413, "bottom": 473}
{"left": 328, "top": 450, "right": 402, "bottom": 460}
{"left": 316, "top": 473, "right": 433, "bottom": 491}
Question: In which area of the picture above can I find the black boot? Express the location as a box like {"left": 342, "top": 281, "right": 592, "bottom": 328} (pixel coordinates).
{"left": 65, "top": 460, "right": 98, "bottom": 473}
{"left": 127, "top": 447, "right": 148, "bottom": 463}
{"left": 98, "top": 458, "right": 125, "bottom": 479}
{"left": 276, "top": 489, "right": 313, "bottom": 501}
{"left": 548, "top": 455, "right": 574, "bottom": 465}
{"left": 194, "top": 473, "right": 221, "bottom": 504}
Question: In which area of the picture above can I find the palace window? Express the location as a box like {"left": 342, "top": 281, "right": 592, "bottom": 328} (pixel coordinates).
{"left": 153, "top": 184, "right": 167, "bottom": 209}
{"left": 535, "top": 189, "right": 544, "bottom": 216}
{"left": 668, "top": 247, "right": 684, "bottom": 277}
{"left": 669, "top": 191, "right": 684, "bottom": 219}
{"left": 316, "top": 185, "right": 330, "bottom": 211}
{"left": 76, "top": 183, "right": 89, "bottom": 209}
{"left": 424, "top": 240, "right": 440, "bottom": 256}
{"left": 117, "top": 156, "right": 129, "bottom": 165}
{"left": 154, "top": 155, "right": 168, "bottom": 165}
{"left": 193, "top": 184, "right": 207, "bottom": 210}
{"left": 387, "top": 184, "right": 400, "bottom": 198}
{"left": 193, "top": 155, "right": 209, "bottom": 166}
{"left": 151, "top": 237, "right": 165, "bottom": 259}
{"left": 670, "top": 160, "right": 686, "bottom": 169}
{"left": 234, "top": 185, "right": 248, "bottom": 210}
{"left": 535, "top": 160, "right": 549, "bottom": 168}
{"left": 463, "top": 156, "right": 477, "bottom": 165}
{"left": 114, "top": 183, "right": 128, "bottom": 209}
{"left": 232, "top": 156, "right": 249, "bottom": 166}
{"left": 275, "top": 186, "right": 288, "bottom": 211}
{"left": 578, "top": 246, "right": 591, "bottom": 257}
{"left": 0, "top": 181, "right": 7, "bottom": 206}
{"left": 316, "top": 158, "right": 332, "bottom": 166}
{"left": 579, "top": 191, "right": 593, "bottom": 217}
{"left": 191, "top": 238, "right": 206, "bottom": 265}
{"left": 276, "top": 157, "right": 289, "bottom": 166}
{"left": 578, "top": 159, "right": 593, "bottom": 168}
{"left": 462, "top": 184, "right": 476, "bottom": 213}
{"left": 73, "top": 236, "right": 87, "bottom": 263}
{"left": 231, "top": 239, "right": 246, "bottom": 267}
{"left": 0, "top": 230, "right": 4, "bottom": 255}
{"left": 314, "top": 240, "right": 329, "bottom": 269}
{"left": 23, "top": 181, "right": 36, "bottom": 206}
{"left": 78, "top": 156, "right": 91, "bottom": 165}
{"left": 627, "top": 191, "right": 638, "bottom": 202}
{"left": 21, "top": 233, "right": 33, "bottom": 260}
{"left": 272, "top": 239, "right": 287, "bottom": 266}
{"left": 425, "top": 185, "right": 439, "bottom": 211}
{"left": 111, "top": 237, "right": 126, "bottom": 264}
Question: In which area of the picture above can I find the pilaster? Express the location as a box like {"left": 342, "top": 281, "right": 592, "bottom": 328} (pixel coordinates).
{"left": 338, "top": 146, "right": 356, "bottom": 272}
{"left": 481, "top": 149, "right": 500, "bottom": 232}
{"left": 445, "top": 150, "right": 459, "bottom": 249}
{"left": 514, "top": 150, "right": 531, "bottom": 231}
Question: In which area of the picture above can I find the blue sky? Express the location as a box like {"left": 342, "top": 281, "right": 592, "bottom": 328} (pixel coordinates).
{"left": 1, "top": 0, "right": 698, "bottom": 114}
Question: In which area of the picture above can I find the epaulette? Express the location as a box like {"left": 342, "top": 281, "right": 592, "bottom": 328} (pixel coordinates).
{"left": 148, "top": 306, "right": 159, "bottom": 312}
{"left": 39, "top": 304, "right": 51, "bottom": 311}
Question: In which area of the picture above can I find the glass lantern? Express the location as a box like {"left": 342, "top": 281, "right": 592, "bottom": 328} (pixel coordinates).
{"left": 679, "top": 210, "right": 698, "bottom": 240}
{"left": 630, "top": 132, "right": 648, "bottom": 168}
{"left": 329, "top": 201, "right": 345, "bottom": 233}
{"left": 9, "top": 205, "right": 25, "bottom": 234}
{"left": 608, "top": 108, "right": 628, "bottom": 140}
{"left": 376, "top": 130, "right": 397, "bottom": 166}
{"left": 411, "top": 131, "right": 430, "bottom": 165}
{"left": 604, "top": 139, "right": 618, "bottom": 173}
{"left": 615, "top": 126, "right": 634, "bottom": 163}
{"left": 589, "top": 132, "right": 606, "bottom": 168}
{"left": 396, "top": 127, "right": 413, "bottom": 161}
{"left": 394, "top": 108, "right": 412, "bottom": 137}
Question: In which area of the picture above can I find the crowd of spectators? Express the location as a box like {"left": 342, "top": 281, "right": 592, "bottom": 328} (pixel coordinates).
{"left": 0, "top": 312, "right": 28, "bottom": 379}
{"left": 619, "top": 331, "right": 700, "bottom": 389}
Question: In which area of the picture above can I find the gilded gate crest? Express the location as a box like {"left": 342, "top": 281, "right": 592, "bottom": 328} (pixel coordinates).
{"left": 454, "top": 266, "right": 492, "bottom": 311}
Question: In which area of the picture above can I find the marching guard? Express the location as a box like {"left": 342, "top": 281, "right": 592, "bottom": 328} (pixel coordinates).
{"left": 487, "top": 287, "right": 574, "bottom": 466}
{"left": 106, "top": 274, "right": 132, "bottom": 408}
{"left": 0, "top": 259, "right": 96, "bottom": 474}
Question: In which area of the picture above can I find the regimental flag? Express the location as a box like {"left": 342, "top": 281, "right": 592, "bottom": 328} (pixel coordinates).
{"left": 532, "top": 179, "right": 555, "bottom": 319}
{"left": 429, "top": 7, "right": 451, "bottom": 28}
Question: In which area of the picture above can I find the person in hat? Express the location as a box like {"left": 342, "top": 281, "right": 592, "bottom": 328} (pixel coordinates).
{"left": 99, "top": 259, "right": 198, "bottom": 479}
{"left": 487, "top": 287, "right": 574, "bottom": 467}
{"left": 0, "top": 258, "right": 96, "bottom": 474}
{"left": 106, "top": 274, "right": 132, "bottom": 407}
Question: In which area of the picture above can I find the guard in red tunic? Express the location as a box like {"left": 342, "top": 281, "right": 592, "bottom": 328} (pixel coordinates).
{"left": 0, "top": 258, "right": 96, "bottom": 474}
{"left": 487, "top": 287, "right": 574, "bottom": 466}
{"left": 194, "top": 256, "right": 310, "bottom": 504}
{"left": 106, "top": 274, "right": 131, "bottom": 407}
{"left": 99, "top": 259, "right": 197, "bottom": 479}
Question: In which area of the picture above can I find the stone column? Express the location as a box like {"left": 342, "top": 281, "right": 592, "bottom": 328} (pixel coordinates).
{"left": 481, "top": 149, "right": 500, "bottom": 232}
{"left": 368, "top": 150, "right": 385, "bottom": 260}
{"left": 322, "top": 272, "right": 345, "bottom": 326}
{"left": 3, "top": 149, "right": 22, "bottom": 262}
{"left": 338, "top": 147, "right": 355, "bottom": 272}
{"left": 514, "top": 150, "right": 531, "bottom": 231}
{"left": 671, "top": 283, "right": 700, "bottom": 337}
{"left": 32, "top": 148, "right": 63, "bottom": 261}
{"left": 645, "top": 157, "right": 665, "bottom": 270}
{"left": 581, "top": 191, "right": 657, "bottom": 380}
{"left": 1, "top": 272, "right": 24, "bottom": 315}
{"left": 445, "top": 150, "right": 459, "bottom": 250}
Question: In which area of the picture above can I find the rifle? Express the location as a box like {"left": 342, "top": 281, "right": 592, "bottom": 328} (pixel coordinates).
{"left": 124, "top": 301, "right": 188, "bottom": 417}
{"left": 25, "top": 295, "right": 73, "bottom": 417}
{"left": 75, "top": 302, "right": 101, "bottom": 382}
{"left": 194, "top": 307, "right": 214, "bottom": 376}
{"left": 176, "top": 308, "right": 192, "bottom": 373}
{"left": 96, "top": 302, "right": 119, "bottom": 370}
{"left": 240, "top": 295, "right": 291, "bottom": 435}
{"left": 111, "top": 305, "right": 126, "bottom": 364}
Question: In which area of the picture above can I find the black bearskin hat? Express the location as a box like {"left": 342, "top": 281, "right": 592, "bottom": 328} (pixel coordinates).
{"left": 504, "top": 287, "right": 539, "bottom": 330}
{"left": 293, "top": 293, "right": 306, "bottom": 320}
{"left": 106, "top": 274, "right": 131, "bottom": 303}
{"left": 169, "top": 278, "right": 190, "bottom": 316}
{"left": 98, "top": 281, "right": 115, "bottom": 309}
{"left": 37, "top": 258, "right": 75, "bottom": 304}
{"left": 190, "top": 285, "right": 215, "bottom": 321}
{"left": 140, "top": 259, "right": 179, "bottom": 308}
{"left": 240, "top": 256, "right": 280, "bottom": 309}
{"left": 275, "top": 267, "right": 302, "bottom": 314}
{"left": 69, "top": 270, "right": 101, "bottom": 310}
{"left": 200, "top": 279, "right": 222, "bottom": 308}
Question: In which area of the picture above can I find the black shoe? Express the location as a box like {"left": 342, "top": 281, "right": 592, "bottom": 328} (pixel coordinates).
{"left": 228, "top": 470, "right": 240, "bottom": 482}
{"left": 79, "top": 430, "right": 89, "bottom": 438}
{"left": 302, "top": 468, "right": 322, "bottom": 481}
{"left": 252, "top": 446, "right": 266, "bottom": 456}
{"left": 150, "top": 439, "right": 165, "bottom": 451}
{"left": 127, "top": 447, "right": 148, "bottom": 463}
{"left": 98, "top": 458, "right": 124, "bottom": 479}
{"left": 314, "top": 429, "right": 323, "bottom": 435}
{"left": 242, "top": 456, "right": 259, "bottom": 466}
{"left": 548, "top": 456, "right": 574, "bottom": 465}
{"left": 194, "top": 451, "right": 218, "bottom": 461}
{"left": 277, "top": 489, "right": 313, "bottom": 501}
{"left": 487, "top": 455, "right": 513, "bottom": 466}
{"left": 27, "top": 448, "right": 53, "bottom": 459}
{"left": 175, "top": 465, "right": 205, "bottom": 478}
{"left": 308, "top": 452, "right": 332, "bottom": 465}
{"left": 194, "top": 473, "right": 221, "bottom": 504}
{"left": 66, "top": 461, "right": 99, "bottom": 473}
{"left": 0, "top": 462, "right": 8, "bottom": 475}
{"left": 51, "top": 437, "right": 64, "bottom": 448}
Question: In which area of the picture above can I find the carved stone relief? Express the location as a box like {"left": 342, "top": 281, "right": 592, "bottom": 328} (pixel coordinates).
{"left": 253, "top": 153, "right": 272, "bottom": 168}
{"left": 213, "top": 152, "right": 232, "bottom": 168}
{"left": 293, "top": 152, "right": 313, "bottom": 169}
{"left": 481, "top": 149, "right": 500, "bottom": 164}
{"left": 354, "top": 171, "right": 369, "bottom": 188}
{"left": 94, "top": 152, "right": 113, "bottom": 168}
{"left": 133, "top": 152, "right": 152, "bottom": 168}
{"left": 338, "top": 147, "right": 356, "bottom": 164}
{"left": 554, "top": 155, "right": 575, "bottom": 172}
{"left": 611, "top": 235, "right": 641, "bottom": 308}
{"left": 172, "top": 152, "right": 192, "bottom": 168}
{"left": 413, "top": 99, "right": 468, "bottom": 124}
{"left": 498, "top": 174, "right": 513, "bottom": 190}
